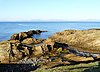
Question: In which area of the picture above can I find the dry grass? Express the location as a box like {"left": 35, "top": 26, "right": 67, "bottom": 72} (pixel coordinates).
{"left": 33, "top": 61, "right": 100, "bottom": 72}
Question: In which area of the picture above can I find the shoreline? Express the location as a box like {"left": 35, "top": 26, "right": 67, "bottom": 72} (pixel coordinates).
{"left": 0, "top": 29, "right": 100, "bottom": 71}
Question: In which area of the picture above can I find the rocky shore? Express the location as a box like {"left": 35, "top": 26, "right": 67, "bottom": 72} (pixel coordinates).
{"left": 0, "top": 29, "right": 100, "bottom": 72}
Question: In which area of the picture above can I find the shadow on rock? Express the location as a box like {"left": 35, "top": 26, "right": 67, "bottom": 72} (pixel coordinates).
{"left": 0, "top": 63, "right": 39, "bottom": 72}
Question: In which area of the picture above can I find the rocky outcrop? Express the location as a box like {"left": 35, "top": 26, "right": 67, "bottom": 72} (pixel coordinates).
{"left": 0, "top": 40, "right": 21, "bottom": 63}
{"left": 0, "top": 29, "right": 100, "bottom": 71}
{"left": 10, "top": 34, "right": 19, "bottom": 40}
{"left": 10, "top": 32, "right": 28, "bottom": 41}
{"left": 10, "top": 30, "right": 47, "bottom": 41}
{"left": 22, "top": 38, "right": 44, "bottom": 45}
{"left": 0, "top": 41, "right": 10, "bottom": 63}
{"left": 1, "top": 39, "right": 99, "bottom": 64}
{"left": 48, "top": 30, "right": 100, "bottom": 53}
{"left": 0, "top": 40, "right": 33, "bottom": 63}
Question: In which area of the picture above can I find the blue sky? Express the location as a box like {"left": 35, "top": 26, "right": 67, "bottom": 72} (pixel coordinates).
{"left": 0, "top": 0, "right": 100, "bottom": 21}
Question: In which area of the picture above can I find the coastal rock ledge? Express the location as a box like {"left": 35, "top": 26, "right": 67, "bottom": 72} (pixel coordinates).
{"left": 10, "top": 30, "right": 47, "bottom": 41}
{"left": 47, "top": 29, "right": 100, "bottom": 53}
{"left": 0, "top": 29, "right": 100, "bottom": 71}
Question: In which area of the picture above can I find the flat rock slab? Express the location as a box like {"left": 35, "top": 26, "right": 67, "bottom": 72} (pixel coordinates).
{"left": 48, "top": 30, "right": 100, "bottom": 53}
{"left": 63, "top": 54, "right": 94, "bottom": 62}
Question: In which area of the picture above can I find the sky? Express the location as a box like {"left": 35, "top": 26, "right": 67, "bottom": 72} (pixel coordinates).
{"left": 0, "top": 0, "right": 100, "bottom": 21}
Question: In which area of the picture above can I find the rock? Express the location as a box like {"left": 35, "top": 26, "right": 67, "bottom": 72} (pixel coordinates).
{"left": 9, "top": 40, "right": 20, "bottom": 43}
{"left": 18, "top": 57, "right": 38, "bottom": 65}
{"left": 53, "top": 42, "right": 68, "bottom": 50}
{"left": 0, "top": 40, "right": 34, "bottom": 63}
{"left": 63, "top": 54, "right": 94, "bottom": 62}
{"left": 10, "top": 32, "right": 28, "bottom": 41}
{"left": 41, "top": 58, "right": 70, "bottom": 69}
{"left": 32, "top": 46, "right": 43, "bottom": 56}
{"left": 0, "top": 41, "right": 10, "bottom": 63}
{"left": 41, "top": 44, "right": 49, "bottom": 54}
{"left": 33, "top": 30, "right": 42, "bottom": 34}
{"left": 27, "top": 30, "right": 34, "bottom": 37}
{"left": 33, "top": 30, "right": 47, "bottom": 34}
{"left": 43, "top": 41, "right": 69, "bottom": 52}
{"left": 22, "top": 38, "right": 44, "bottom": 45}
{"left": 95, "top": 55, "right": 100, "bottom": 60}
{"left": 48, "top": 30, "right": 100, "bottom": 53}
{"left": 1, "top": 29, "right": 100, "bottom": 70}
{"left": 10, "top": 30, "right": 47, "bottom": 41}
{"left": 10, "top": 34, "right": 19, "bottom": 40}
{"left": 19, "top": 32, "right": 28, "bottom": 41}
{"left": 0, "top": 40, "right": 22, "bottom": 63}
{"left": 9, "top": 42, "right": 23, "bottom": 62}
{"left": 27, "top": 30, "right": 47, "bottom": 36}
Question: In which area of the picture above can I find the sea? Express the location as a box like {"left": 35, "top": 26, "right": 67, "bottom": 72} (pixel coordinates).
{"left": 0, "top": 22, "right": 100, "bottom": 41}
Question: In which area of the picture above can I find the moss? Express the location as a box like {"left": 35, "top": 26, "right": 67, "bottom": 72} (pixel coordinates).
{"left": 61, "top": 49, "right": 69, "bottom": 54}
{"left": 57, "top": 48, "right": 62, "bottom": 53}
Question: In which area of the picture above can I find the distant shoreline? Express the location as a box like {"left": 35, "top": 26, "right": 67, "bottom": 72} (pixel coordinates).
{"left": 0, "top": 21, "right": 100, "bottom": 23}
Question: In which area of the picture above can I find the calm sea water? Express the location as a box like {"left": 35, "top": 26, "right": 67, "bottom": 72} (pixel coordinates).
{"left": 0, "top": 22, "right": 100, "bottom": 41}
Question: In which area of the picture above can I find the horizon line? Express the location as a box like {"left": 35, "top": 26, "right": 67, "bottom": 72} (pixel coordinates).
{"left": 0, "top": 21, "right": 100, "bottom": 23}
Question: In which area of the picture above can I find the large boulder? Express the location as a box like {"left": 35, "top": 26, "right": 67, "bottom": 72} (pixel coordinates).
{"left": 10, "top": 32, "right": 28, "bottom": 41}
{"left": 32, "top": 46, "right": 43, "bottom": 56}
{"left": 19, "top": 32, "right": 28, "bottom": 41}
{"left": 0, "top": 40, "right": 22, "bottom": 63}
{"left": 10, "top": 34, "right": 19, "bottom": 40}
{"left": 0, "top": 40, "right": 34, "bottom": 63}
